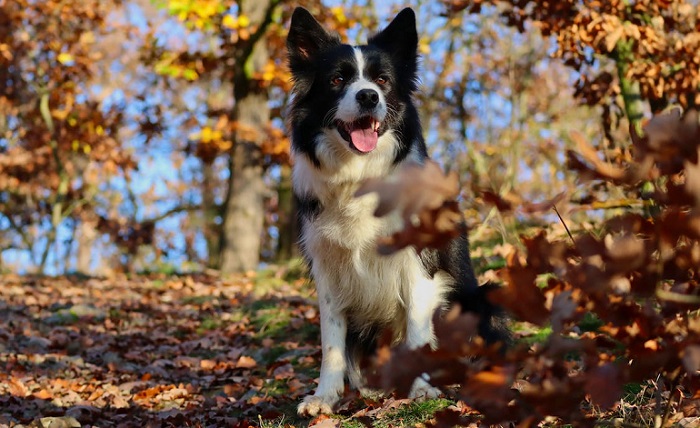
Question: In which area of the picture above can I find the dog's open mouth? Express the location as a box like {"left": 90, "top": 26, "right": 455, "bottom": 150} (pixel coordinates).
{"left": 336, "top": 116, "right": 381, "bottom": 153}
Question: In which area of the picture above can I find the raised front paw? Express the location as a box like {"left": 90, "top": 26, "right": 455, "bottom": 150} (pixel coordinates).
{"left": 408, "top": 376, "right": 441, "bottom": 401}
{"left": 297, "top": 393, "right": 339, "bottom": 417}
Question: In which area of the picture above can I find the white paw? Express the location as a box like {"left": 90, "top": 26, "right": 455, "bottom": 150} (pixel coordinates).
{"left": 408, "top": 377, "right": 441, "bottom": 401}
{"left": 297, "top": 393, "right": 339, "bottom": 416}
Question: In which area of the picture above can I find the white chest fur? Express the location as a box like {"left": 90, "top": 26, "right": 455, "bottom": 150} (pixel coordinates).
{"left": 293, "top": 132, "right": 431, "bottom": 325}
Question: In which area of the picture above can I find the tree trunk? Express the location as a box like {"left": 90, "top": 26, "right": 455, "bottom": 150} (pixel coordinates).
{"left": 614, "top": 38, "right": 645, "bottom": 137}
{"left": 275, "top": 164, "right": 297, "bottom": 262}
{"left": 219, "top": 0, "right": 273, "bottom": 274}
{"left": 76, "top": 214, "right": 98, "bottom": 274}
{"left": 201, "top": 159, "right": 221, "bottom": 269}
{"left": 617, "top": 59, "right": 644, "bottom": 136}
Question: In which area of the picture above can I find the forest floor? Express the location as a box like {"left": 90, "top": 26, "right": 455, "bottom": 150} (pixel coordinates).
{"left": 0, "top": 260, "right": 691, "bottom": 427}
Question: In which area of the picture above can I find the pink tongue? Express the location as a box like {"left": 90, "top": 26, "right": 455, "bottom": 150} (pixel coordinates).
{"left": 350, "top": 127, "right": 378, "bottom": 153}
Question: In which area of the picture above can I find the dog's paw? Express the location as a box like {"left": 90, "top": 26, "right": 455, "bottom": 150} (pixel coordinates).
{"left": 408, "top": 377, "right": 441, "bottom": 401}
{"left": 297, "top": 394, "right": 338, "bottom": 417}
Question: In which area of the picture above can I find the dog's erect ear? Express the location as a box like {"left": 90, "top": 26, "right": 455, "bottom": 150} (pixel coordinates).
{"left": 287, "top": 8, "right": 339, "bottom": 67}
{"left": 369, "top": 8, "right": 418, "bottom": 62}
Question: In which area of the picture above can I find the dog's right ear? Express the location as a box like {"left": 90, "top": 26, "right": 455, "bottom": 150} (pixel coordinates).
{"left": 287, "top": 8, "right": 339, "bottom": 71}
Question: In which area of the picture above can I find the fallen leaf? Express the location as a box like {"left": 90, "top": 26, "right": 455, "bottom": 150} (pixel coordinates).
{"left": 683, "top": 345, "right": 700, "bottom": 375}
{"left": 309, "top": 415, "right": 340, "bottom": 427}
{"left": 8, "top": 377, "right": 29, "bottom": 397}
{"left": 35, "top": 416, "right": 81, "bottom": 428}
{"left": 33, "top": 389, "right": 53, "bottom": 400}
{"left": 235, "top": 355, "right": 257, "bottom": 369}
{"left": 200, "top": 359, "right": 217, "bottom": 370}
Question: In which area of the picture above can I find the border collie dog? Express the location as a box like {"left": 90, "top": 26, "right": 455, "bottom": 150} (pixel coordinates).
{"left": 287, "top": 7, "right": 506, "bottom": 416}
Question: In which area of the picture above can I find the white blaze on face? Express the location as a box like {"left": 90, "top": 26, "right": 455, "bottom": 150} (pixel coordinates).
{"left": 334, "top": 47, "right": 388, "bottom": 153}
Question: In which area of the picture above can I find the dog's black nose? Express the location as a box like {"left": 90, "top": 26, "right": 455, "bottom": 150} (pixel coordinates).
{"left": 356, "top": 89, "right": 379, "bottom": 109}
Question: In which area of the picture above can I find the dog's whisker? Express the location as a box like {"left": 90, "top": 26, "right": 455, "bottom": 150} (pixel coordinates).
{"left": 322, "top": 107, "right": 339, "bottom": 128}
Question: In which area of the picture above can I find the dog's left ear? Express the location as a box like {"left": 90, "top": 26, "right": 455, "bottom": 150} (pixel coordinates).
{"left": 369, "top": 8, "right": 418, "bottom": 62}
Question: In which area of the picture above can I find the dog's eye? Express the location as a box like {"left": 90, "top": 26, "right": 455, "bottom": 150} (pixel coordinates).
{"left": 330, "top": 76, "right": 344, "bottom": 86}
{"left": 375, "top": 76, "right": 388, "bottom": 85}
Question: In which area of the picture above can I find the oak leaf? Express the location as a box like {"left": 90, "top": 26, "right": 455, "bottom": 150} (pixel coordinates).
{"left": 490, "top": 251, "right": 550, "bottom": 326}
{"left": 584, "top": 363, "right": 622, "bottom": 409}
{"left": 355, "top": 160, "right": 462, "bottom": 254}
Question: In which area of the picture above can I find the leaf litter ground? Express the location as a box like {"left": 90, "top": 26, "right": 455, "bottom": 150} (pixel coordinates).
{"left": 0, "top": 270, "right": 460, "bottom": 428}
{"left": 1, "top": 260, "right": 696, "bottom": 427}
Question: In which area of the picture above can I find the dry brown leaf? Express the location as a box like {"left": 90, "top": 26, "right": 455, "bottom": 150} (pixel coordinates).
{"left": 483, "top": 189, "right": 567, "bottom": 214}
{"left": 434, "top": 305, "right": 480, "bottom": 353}
{"left": 35, "top": 417, "right": 81, "bottom": 428}
{"left": 683, "top": 345, "right": 700, "bottom": 375}
{"left": 604, "top": 233, "right": 646, "bottom": 272}
{"left": 481, "top": 190, "right": 518, "bottom": 212}
{"left": 355, "top": 160, "right": 462, "bottom": 254}
{"left": 490, "top": 251, "right": 550, "bottom": 326}
{"left": 200, "top": 359, "right": 217, "bottom": 370}
{"left": 309, "top": 416, "right": 341, "bottom": 428}
{"left": 569, "top": 130, "right": 626, "bottom": 181}
{"left": 604, "top": 25, "right": 625, "bottom": 52}
{"left": 459, "top": 366, "right": 516, "bottom": 418}
{"left": 33, "top": 389, "right": 53, "bottom": 400}
{"left": 235, "top": 355, "right": 257, "bottom": 369}
{"left": 356, "top": 160, "right": 459, "bottom": 216}
{"left": 584, "top": 363, "right": 622, "bottom": 409}
{"left": 549, "top": 290, "right": 578, "bottom": 334}
{"left": 521, "top": 191, "right": 568, "bottom": 214}
{"left": 8, "top": 377, "right": 29, "bottom": 397}
{"left": 685, "top": 147, "right": 700, "bottom": 209}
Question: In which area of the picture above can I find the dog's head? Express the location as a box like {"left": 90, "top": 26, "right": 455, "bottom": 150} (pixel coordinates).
{"left": 287, "top": 7, "right": 419, "bottom": 159}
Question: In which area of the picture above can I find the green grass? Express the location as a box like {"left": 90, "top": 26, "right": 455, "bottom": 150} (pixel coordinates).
{"left": 295, "top": 320, "right": 320, "bottom": 342}
{"left": 259, "top": 378, "right": 295, "bottom": 398}
{"left": 579, "top": 312, "right": 604, "bottom": 332}
{"left": 382, "top": 398, "right": 452, "bottom": 427}
{"left": 197, "top": 316, "right": 221, "bottom": 334}
{"left": 256, "top": 345, "right": 288, "bottom": 366}
{"left": 258, "top": 398, "right": 452, "bottom": 428}
{"left": 619, "top": 381, "right": 657, "bottom": 409}
{"left": 137, "top": 263, "right": 179, "bottom": 276}
{"left": 251, "top": 259, "right": 311, "bottom": 296}
{"left": 149, "top": 279, "right": 166, "bottom": 289}
{"left": 251, "top": 306, "right": 293, "bottom": 339}
{"left": 258, "top": 410, "right": 308, "bottom": 428}
{"left": 472, "top": 255, "right": 506, "bottom": 274}
{"left": 515, "top": 324, "right": 553, "bottom": 346}
{"left": 244, "top": 297, "right": 321, "bottom": 343}
{"left": 181, "top": 294, "right": 217, "bottom": 305}
{"left": 108, "top": 307, "right": 128, "bottom": 320}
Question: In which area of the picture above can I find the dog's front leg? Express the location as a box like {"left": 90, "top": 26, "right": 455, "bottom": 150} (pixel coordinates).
{"left": 298, "top": 282, "right": 347, "bottom": 416}
{"left": 406, "top": 275, "right": 443, "bottom": 400}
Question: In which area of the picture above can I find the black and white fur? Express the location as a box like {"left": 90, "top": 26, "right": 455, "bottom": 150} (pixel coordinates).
{"left": 287, "top": 7, "right": 506, "bottom": 417}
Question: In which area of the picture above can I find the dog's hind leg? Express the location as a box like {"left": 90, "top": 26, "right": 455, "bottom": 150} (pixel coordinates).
{"left": 344, "top": 324, "right": 385, "bottom": 398}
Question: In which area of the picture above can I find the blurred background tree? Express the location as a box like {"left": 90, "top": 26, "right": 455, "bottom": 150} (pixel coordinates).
{"left": 0, "top": 0, "right": 136, "bottom": 273}
{"left": 1, "top": 0, "right": 697, "bottom": 275}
